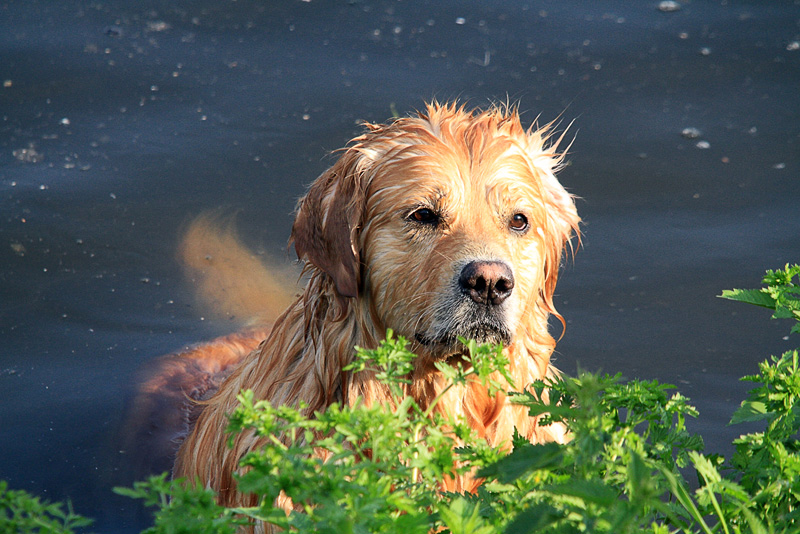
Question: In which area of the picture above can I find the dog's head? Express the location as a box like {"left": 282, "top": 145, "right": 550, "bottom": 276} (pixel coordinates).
{"left": 292, "top": 102, "right": 579, "bottom": 364}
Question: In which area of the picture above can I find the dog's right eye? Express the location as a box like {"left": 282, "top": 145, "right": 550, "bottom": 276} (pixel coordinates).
{"left": 409, "top": 208, "right": 439, "bottom": 225}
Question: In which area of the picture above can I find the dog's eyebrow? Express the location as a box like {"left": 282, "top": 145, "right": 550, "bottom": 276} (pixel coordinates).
{"left": 395, "top": 186, "right": 447, "bottom": 206}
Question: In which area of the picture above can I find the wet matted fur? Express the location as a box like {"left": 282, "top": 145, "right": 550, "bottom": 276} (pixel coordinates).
{"left": 159, "top": 102, "right": 580, "bottom": 521}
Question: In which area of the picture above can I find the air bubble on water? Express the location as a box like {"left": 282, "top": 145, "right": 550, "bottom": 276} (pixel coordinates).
{"left": 681, "top": 127, "right": 702, "bottom": 139}
{"left": 146, "top": 21, "right": 171, "bottom": 32}
{"left": 658, "top": 1, "right": 681, "bottom": 12}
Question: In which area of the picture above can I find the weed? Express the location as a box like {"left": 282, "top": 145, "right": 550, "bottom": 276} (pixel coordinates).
{"left": 3, "top": 264, "right": 798, "bottom": 533}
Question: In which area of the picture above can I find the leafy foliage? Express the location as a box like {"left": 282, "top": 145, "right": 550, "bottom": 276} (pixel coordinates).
{"left": 488, "top": 373, "right": 704, "bottom": 533}
{"left": 2, "top": 265, "right": 799, "bottom": 533}
{"left": 720, "top": 263, "right": 800, "bottom": 336}
{"left": 113, "top": 473, "right": 238, "bottom": 534}
{"left": 220, "top": 331, "right": 512, "bottom": 533}
{"left": 0, "top": 480, "right": 92, "bottom": 534}
{"left": 720, "top": 264, "right": 800, "bottom": 532}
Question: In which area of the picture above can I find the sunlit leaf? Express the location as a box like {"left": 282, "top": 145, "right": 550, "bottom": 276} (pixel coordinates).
{"left": 729, "top": 400, "right": 770, "bottom": 425}
{"left": 718, "top": 288, "right": 776, "bottom": 309}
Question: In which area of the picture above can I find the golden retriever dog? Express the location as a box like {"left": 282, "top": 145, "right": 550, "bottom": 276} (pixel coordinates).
{"left": 131, "top": 102, "right": 580, "bottom": 523}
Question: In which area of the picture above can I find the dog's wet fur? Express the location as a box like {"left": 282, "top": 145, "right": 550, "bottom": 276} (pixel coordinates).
{"left": 124, "top": 102, "right": 580, "bottom": 530}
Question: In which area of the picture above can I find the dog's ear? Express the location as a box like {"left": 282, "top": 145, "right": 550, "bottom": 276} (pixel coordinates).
{"left": 538, "top": 168, "right": 580, "bottom": 315}
{"left": 540, "top": 170, "right": 580, "bottom": 251}
{"left": 291, "top": 149, "right": 366, "bottom": 298}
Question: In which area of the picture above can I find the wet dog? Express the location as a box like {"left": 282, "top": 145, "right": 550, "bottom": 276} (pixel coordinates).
{"left": 131, "top": 102, "right": 580, "bottom": 518}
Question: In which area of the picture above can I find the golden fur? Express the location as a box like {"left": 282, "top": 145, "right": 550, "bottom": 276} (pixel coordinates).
{"left": 163, "top": 102, "right": 580, "bottom": 524}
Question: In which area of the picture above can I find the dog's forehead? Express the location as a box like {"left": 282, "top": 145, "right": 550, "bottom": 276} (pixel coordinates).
{"left": 364, "top": 142, "right": 547, "bottom": 210}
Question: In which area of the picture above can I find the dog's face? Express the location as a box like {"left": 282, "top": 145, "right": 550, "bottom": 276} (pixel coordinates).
{"left": 293, "top": 103, "right": 579, "bottom": 364}
{"left": 362, "top": 146, "right": 549, "bottom": 358}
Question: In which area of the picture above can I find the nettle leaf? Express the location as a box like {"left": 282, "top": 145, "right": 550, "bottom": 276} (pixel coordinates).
{"left": 730, "top": 400, "right": 770, "bottom": 425}
{"left": 438, "top": 497, "right": 494, "bottom": 534}
{"left": 722, "top": 265, "right": 800, "bottom": 340}
{"left": 503, "top": 503, "right": 564, "bottom": 534}
{"left": 718, "top": 289, "right": 776, "bottom": 309}
{"left": 738, "top": 506, "right": 770, "bottom": 534}
{"left": 626, "top": 451, "right": 653, "bottom": 502}
{"left": 545, "top": 479, "right": 619, "bottom": 507}
{"left": 690, "top": 452, "right": 722, "bottom": 485}
{"left": 478, "top": 442, "right": 564, "bottom": 483}
{"left": 774, "top": 307, "right": 796, "bottom": 320}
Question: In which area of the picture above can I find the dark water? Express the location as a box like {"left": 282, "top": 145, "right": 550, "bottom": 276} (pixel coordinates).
{"left": 1, "top": 0, "right": 798, "bottom": 531}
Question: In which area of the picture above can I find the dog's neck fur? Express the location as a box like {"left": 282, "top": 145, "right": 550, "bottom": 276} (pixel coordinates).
{"left": 173, "top": 269, "right": 565, "bottom": 506}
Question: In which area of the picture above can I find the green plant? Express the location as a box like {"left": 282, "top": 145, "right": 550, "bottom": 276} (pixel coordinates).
{"left": 0, "top": 480, "right": 92, "bottom": 534}
{"left": 720, "top": 264, "right": 800, "bottom": 531}
{"left": 720, "top": 264, "right": 800, "bottom": 337}
{"left": 4, "top": 265, "right": 800, "bottom": 533}
{"left": 224, "top": 332, "right": 514, "bottom": 533}
{"left": 118, "top": 332, "right": 513, "bottom": 534}
{"left": 482, "top": 373, "right": 704, "bottom": 533}
{"left": 113, "top": 473, "right": 238, "bottom": 534}
{"left": 115, "top": 338, "right": 721, "bottom": 533}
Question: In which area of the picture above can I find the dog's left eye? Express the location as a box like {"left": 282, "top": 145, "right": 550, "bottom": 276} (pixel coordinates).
{"left": 509, "top": 213, "right": 529, "bottom": 232}
{"left": 409, "top": 208, "right": 439, "bottom": 225}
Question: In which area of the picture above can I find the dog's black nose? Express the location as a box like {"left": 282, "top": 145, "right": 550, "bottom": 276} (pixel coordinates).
{"left": 459, "top": 261, "right": 514, "bottom": 306}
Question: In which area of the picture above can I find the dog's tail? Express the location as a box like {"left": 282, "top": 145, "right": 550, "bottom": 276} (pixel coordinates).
{"left": 177, "top": 212, "right": 298, "bottom": 327}
{"left": 117, "top": 213, "right": 298, "bottom": 481}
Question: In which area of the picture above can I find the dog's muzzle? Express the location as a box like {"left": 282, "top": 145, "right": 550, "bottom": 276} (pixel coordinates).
{"left": 415, "top": 260, "right": 515, "bottom": 353}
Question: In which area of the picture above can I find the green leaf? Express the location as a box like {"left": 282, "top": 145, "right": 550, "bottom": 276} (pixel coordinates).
{"left": 738, "top": 506, "right": 769, "bottom": 534}
{"left": 729, "top": 400, "right": 770, "bottom": 425}
{"left": 627, "top": 451, "right": 652, "bottom": 503}
{"left": 477, "top": 441, "right": 564, "bottom": 483}
{"left": 718, "top": 289, "right": 776, "bottom": 309}
{"left": 690, "top": 451, "right": 722, "bottom": 485}
{"left": 545, "top": 479, "right": 619, "bottom": 507}
{"left": 438, "top": 497, "right": 494, "bottom": 534}
{"left": 503, "top": 503, "right": 564, "bottom": 534}
{"left": 658, "top": 467, "right": 716, "bottom": 534}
